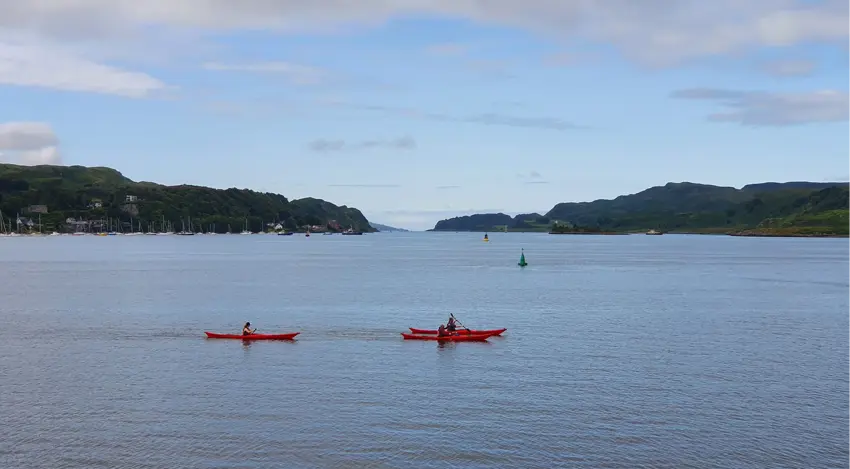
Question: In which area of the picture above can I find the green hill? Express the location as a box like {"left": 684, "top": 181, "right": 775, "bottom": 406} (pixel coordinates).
{"left": 431, "top": 212, "right": 549, "bottom": 232}
{"left": 430, "top": 182, "right": 849, "bottom": 237}
{"left": 0, "top": 164, "right": 375, "bottom": 233}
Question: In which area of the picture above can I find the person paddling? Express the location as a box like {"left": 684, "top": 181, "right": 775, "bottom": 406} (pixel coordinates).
{"left": 446, "top": 316, "right": 457, "bottom": 332}
{"left": 437, "top": 324, "right": 449, "bottom": 337}
{"left": 242, "top": 322, "right": 256, "bottom": 336}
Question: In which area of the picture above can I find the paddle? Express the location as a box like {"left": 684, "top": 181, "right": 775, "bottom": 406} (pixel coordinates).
{"left": 450, "top": 314, "right": 471, "bottom": 333}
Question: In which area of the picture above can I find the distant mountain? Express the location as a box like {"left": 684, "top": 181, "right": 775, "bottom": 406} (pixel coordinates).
{"left": 0, "top": 163, "right": 375, "bottom": 233}
{"left": 370, "top": 222, "right": 409, "bottom": 232}
{"left": 431, "top": 181, "right": 849, "bottom": 237}
{"left": 741, "top": 182, "right": 845, "bottom": 192}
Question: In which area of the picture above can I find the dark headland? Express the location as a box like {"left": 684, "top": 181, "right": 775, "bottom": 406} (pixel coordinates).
{"left": 430, "top": 182, "right": 849, "bottom": 238}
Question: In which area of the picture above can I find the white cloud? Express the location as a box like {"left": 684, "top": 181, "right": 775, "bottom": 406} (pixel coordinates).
{"left": 759, "top": 59, "right": 816, "bottom": 76}
{"left": 203, "top": 61, "right": 326, "bottom": 85}
{"left": 516, "top": 170, "right": 549, "bottom": 184}
{"left": 17, "top": 146, "right": 62, "bottom": 165}
{"left": 322, "top": 100, "right": 583, "bottom": 131}
{"left": 517, "top": 171, "right": 544, "bottom": 179}
{"left": 672, "top": 88, "right": 849, "bottom": 126}
{"left": 0, "top": 0, "right": 845, "bottom": 65}
{"left": 0, "top": 40, "right": 166, "bottom": 97}
{"left": 0, "top": 122, "right": 57, "bottom": 150}
{"left": 0, "top": 122, "right": 63, "bottom": 165}
{"left": 425, "top": 43, "right": 470, "bottom": 57}
{"left": 310, "top": 136, "right": 416, "bottom": 152}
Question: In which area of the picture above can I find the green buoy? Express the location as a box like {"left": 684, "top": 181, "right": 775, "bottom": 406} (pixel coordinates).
{"left": 518, "top": 248, "right": 528, "bottom": 267}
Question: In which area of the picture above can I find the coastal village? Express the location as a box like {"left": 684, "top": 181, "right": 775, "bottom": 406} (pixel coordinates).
{"left": 0, "top": 194, "right": 365, "bottom": 236}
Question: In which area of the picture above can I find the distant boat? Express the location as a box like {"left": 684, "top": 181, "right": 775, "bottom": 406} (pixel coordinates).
{"left": 646, "top": 229, "right": 664, "bottom": 235}
{"left": 483, "top": 233, "right": 489, "bottom": 242}
{"left": 277, "top": 231, "right": 293, "bottom": 236}
{"left": 518, "top": 249, "right": 528, "bottom": 267}
{"left": 177, "top": 219, "right": 194, "bottom": 235}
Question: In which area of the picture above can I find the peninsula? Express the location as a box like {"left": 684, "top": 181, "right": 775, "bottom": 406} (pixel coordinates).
{"left": 430, "top": 182, "right": 849, "bottom": 237}
{"left": 370, "top": 223, "right": 409, "bottom": 232}
{"left": 0, "top": 163, "right": 375, "bottom": 234}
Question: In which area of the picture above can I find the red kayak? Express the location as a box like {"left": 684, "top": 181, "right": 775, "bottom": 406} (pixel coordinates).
{"left": 408, "top": 327, "right": 507, "bottom": 336}
{"left": 401, "top": 332, "right": 492, "bottom": 342}
{"left": 204, "top": 332, "right": 300, "bottom": 340}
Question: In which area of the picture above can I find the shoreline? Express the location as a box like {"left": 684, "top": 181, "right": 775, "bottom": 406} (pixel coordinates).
{"left": 548, "top": 231, "right": 628, "bottom": 235}
{"left": 727, "top": 232, "right": 849, "bottom": 238}
{"left": 430, "top": 229, "right": 846, "bottom": 239}
{"left": 0, "top": 231, "right": 360, "bottom": 237}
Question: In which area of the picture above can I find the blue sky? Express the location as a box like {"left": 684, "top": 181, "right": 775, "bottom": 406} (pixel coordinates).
{"left": 0, "top": 1, "right": 847, "bottom": 230}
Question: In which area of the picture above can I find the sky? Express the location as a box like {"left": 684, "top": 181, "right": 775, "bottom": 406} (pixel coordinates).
{"left": 0, "top": 1, "right": 847, "bottom": 230}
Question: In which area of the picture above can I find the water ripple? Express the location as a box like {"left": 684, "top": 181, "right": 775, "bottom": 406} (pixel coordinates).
{"left": 0, "top": 234, "right": 846, "bottom": 468}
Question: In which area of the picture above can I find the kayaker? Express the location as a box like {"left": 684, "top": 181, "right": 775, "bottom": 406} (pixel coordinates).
{"left": 437, "top": 324, "right": 448, "bottom": 337}
{"left": 446, "top": 316, "right": 457, "bottom": 332}
{"left": 242, "top": 322, "right": 255, "bottom": 336}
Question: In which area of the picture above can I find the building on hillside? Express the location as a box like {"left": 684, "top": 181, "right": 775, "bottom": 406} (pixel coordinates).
{"left": 125, "top": 195, "right": 139, "bottom": 202}
{"left": 26, "top": 205, "right": 48, "bottom": 214}
{"left": 66, "top": 219, "right": 90, "bottom": 232}
{"left": 16, "top": 217, "right": 34, "bottom": 228}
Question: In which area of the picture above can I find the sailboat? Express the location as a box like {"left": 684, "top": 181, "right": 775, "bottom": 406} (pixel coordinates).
{"left": 107, "top": 217, "right": 118, "bottom": 236}
{"left": 518, "top": 249, "right": 528, "bottom": 267}
{"left": 240, "top": 218, "right": 251, "bottom": 235}
{"left": 125, "top": 217, "right": 142, "bottom": 236}
{"left": 177, "top": 218, "right": 195, "bottom": 235}
{"left": 157, "top": 216, "right": 174, "bottom": 235}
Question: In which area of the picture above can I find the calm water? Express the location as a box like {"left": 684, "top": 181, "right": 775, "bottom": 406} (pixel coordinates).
{"left": 0, "top": 233, "right": 847, "bottom": 469}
